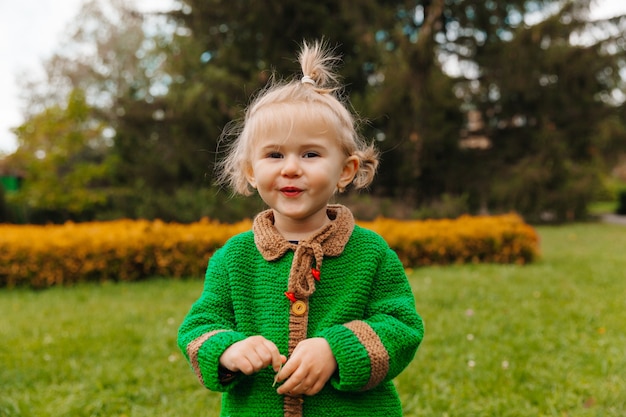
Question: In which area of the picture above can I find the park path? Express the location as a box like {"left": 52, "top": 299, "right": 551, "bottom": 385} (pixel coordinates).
{"left": 601, "top": 213, "right": 626, "bottom": 225}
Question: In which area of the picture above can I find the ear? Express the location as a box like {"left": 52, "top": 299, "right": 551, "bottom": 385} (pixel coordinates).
{"left": 337, "top": 155, "right": 359, "bottom": 191}
{"left": 245, "top": 164, "right": 257, "bottom": 188}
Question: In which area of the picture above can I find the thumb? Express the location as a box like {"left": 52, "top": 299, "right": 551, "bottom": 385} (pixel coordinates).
{"left": 273, "top": 354, "right": 287, "bottom": 373}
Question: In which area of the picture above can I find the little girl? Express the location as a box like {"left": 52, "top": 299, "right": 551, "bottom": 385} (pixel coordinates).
{"left": 178, "top": 40, "right": 424, "bottom": 417}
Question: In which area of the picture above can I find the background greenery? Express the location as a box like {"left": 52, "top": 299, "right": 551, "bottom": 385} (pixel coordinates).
{"left": 1, "top": 222, "right": 624, "bottom": 416}
{"left": 2, "top": 0, "right": 626, "bottom": 224}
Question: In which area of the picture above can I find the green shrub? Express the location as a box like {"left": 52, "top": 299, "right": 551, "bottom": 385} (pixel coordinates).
{"left": 616, "top": 190, "right": 626, "bottom": 215}
{"left": 0, "top": 186, "right": 6, "bottom": 222}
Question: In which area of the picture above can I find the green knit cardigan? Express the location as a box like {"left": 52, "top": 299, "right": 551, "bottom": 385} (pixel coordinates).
{"left": 178, "top": 205, "right": 424, "bottom": 417}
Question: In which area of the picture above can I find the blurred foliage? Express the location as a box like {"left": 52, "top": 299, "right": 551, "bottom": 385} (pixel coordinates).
{"left": 0, "top": 186, "right": 7, "bottom": 222}
{"left": 95, "top": 185, "right": 266, "bottom": 223}
{"left": 617, "top": 190, "right": 626, "bottom": 215}
{"left": 3, "top": 0, "right": 626, "bottom": 223}
{"left": 9, "top": 89, "right": 116, "bottom": 220}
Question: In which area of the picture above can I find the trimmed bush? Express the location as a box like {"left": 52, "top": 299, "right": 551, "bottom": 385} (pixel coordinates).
{"left": 360, "top": 213, "right": 539, "bottom": 267}
{"left": 0, "top": 214, "right": 539, "bottom": 288}
{"left": 0, "top": 219, "right": 250, "bottom": 288}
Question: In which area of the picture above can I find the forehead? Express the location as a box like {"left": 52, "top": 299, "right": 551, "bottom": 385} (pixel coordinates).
{"left": 248, "top": 103, "right": 342, "bottom": 144}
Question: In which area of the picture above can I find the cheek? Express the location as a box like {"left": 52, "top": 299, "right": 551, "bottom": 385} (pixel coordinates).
{"left": 250, "top": 162, "right": 274, "bottom": 186}
{"left": 310, "top": 166, "right": 340, "bottom": 189}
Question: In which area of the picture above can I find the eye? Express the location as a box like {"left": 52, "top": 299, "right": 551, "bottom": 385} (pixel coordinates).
{"left": 267, "top": 152, "right": 283, "bottom": 159}
{"left": 303, "top": 151, "right": 320, "bottom": 158}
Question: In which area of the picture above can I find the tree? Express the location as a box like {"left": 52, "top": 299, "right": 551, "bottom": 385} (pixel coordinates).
{"left": 12, "top": 0, "right": 175, "bottom": 221}
{"left": 162, "top": 0, "right": 466, "bottom": 206}
{"left": 162, "top": 0, "right": 388, "bottom": 179}
{"left": 403, "top": 0, "right": 626, "bottom": 220}
{"left": 12, "top": 0, "right": 626, "bottom": 222}
{"left": 491, "top": 2, "right": 623, "bottom": 220}
{"left": 356, "top": 0, "right": 466, "bottom": 204}
{"left": 10, "top": 89, "right": 115, "bottom": 221}
{"left": 165, "top": 0, "right": 626, "bottom": 221}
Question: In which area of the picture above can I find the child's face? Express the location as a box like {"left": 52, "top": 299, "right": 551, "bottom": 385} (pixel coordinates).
{"left": 246, "top": 118, "right": 357, "bottom": 237}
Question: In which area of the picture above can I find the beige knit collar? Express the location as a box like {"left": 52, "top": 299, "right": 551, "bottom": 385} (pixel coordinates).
{"left": 253, "top": 204, "right": 355, "bottom": 297}
{"left": 253, "top": 204, "right": 355, "bottom": 261}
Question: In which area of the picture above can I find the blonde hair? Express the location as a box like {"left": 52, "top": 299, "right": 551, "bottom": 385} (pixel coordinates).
{"left": 217, "top": 40, "right": 379, "bottom": 196}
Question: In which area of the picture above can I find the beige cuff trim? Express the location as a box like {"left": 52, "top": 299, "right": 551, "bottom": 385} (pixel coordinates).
{"left": 186, "top": 329, "right": 228, "bottom": 386}
{"left": 344, "top": 320, "right": 390, "bottom": 390}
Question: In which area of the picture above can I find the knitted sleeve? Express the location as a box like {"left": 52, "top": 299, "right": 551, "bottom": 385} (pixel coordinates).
{"left": 318, "top": 244, "right": 424, "bottom": 392}
{"left": 177, "top": 244, "right": 247, "bottom": 392}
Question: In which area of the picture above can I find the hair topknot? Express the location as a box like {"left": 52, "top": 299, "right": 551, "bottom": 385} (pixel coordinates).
{"left": 216, "top": 39, "right": 379, "bottom": 196}
{"left": 298, "top": 40, "right": 342, "bottom": 90}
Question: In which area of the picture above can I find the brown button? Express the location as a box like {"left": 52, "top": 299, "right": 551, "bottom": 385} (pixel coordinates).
{"left": 291, "top": 300, "right": 307, "bottom": 316}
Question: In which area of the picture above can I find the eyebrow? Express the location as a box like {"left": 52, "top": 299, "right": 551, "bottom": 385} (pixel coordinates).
{"left": 257, "top": 137, "right": 329, "bottom": 149}
{"left": 257, "top": 143, "right": 282, "bottom": 153}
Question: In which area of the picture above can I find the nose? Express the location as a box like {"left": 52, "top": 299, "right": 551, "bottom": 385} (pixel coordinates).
{"left": 281, "top": 154, "right": 302, "bottom": 177}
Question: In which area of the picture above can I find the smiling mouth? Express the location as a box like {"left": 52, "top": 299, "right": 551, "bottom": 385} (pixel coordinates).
{"left": 280, "top": 187, "right": 303, "bottom": 197}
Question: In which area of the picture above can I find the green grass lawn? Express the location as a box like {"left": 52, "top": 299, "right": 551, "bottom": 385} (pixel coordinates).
{"left": 1, "top": 222, "right": 625, "bottom": 416}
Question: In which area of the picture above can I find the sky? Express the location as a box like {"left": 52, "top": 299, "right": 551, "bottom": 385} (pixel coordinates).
{"left": 0, "top": 0, "right": 174, "bottom": 155}
{"left": 0, "top": 0, "right": 625, "bottom": 155}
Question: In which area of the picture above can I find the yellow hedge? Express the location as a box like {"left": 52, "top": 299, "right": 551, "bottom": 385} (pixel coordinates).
{"left": 0, "top": 219, "right": 250, "bottom": 288}
{"left": 0, "top": 214, "right": 538, "bottom": 288}
{"left": 360, "top": 213, "right": 539, "bottom": 267}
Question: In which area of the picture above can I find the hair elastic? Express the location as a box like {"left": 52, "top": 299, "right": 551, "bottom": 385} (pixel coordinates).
{"left": 301, "top": 75, "right": 316, "bottom": 85}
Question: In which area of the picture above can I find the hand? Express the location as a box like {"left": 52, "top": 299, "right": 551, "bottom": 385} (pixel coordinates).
{"left": 275, "top": 337, "right": 337, "bottom": 396}
{"left": 219, "top": 335, "right": 286, "bottom": 375}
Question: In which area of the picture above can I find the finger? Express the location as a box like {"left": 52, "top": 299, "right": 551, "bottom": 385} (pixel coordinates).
{"left": 237, "top": 357, "right": 257, "bottom": 375}
{"left": 294, "top": 380, "right": 312, "bottom": 395}
{"left": 235, "top": 352, "right": 271, "bottom": 375}
{"left": 251, "top": 345, "right": 273, "bottom": 368}
{"left": 245, "top": 355, "right": 267, "bottom": 373}
{"left": 304, "top": 380, "right": 325, "bottom": 396}
{"left": 277, "top": 364, "right": 331, "bottom": 395}
{"left": 275, "top": 354, "right": 300, "bottom": 386}
{"left": 255, "top": 339, "right": 285, "bottom": 373}
{"left": 276, "top": 367, "right": 307, "bottom": 394}
{"left": 287, "top": 377, "right": 317, "bottom": 396}
{"left": 221, "top": 350, "right": 247, "bottom": 373}
{"left": 272, "top": 353, "right": 287, "bottom": 373}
